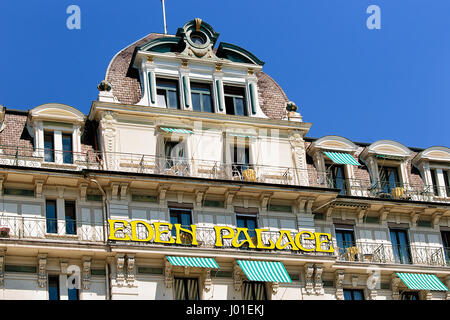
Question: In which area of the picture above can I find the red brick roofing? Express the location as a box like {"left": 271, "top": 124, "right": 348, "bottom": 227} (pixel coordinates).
{"left": 104, "top": 33, "right": 289, "bottom": 119}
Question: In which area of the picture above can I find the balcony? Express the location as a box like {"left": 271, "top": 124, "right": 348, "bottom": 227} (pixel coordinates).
{"left": 335, "top": 241, "right": 450, "bottom": 267}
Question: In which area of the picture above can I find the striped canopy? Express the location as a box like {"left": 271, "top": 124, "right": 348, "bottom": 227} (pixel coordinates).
{"left": 227, "top": 133, "right": 257, "bottom": 139}
{"left": 160, "top": 127, "right": 193, "bottom": 134}
{"left": 324, "top": 151, "right": 361, "bottom": 166}
{"left": 396, "top": 273, "right": 448, "bottom": 291}
{"left": 237, "top": 260, "right": 291, "bottom": 283}
{"left": 166, "top": 256, "right": 219, "bottom": 269}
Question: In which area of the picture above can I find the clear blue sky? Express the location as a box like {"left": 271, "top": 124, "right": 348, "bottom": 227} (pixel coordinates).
{"left": 0, "top": 1, "right": 448, "bottom": 149}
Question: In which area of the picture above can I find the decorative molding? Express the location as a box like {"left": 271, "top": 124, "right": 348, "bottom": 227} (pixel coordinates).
{"left": 120, "top": 183, "right": 129, "bottom": 201}
{"left": 304, "top": 263, "right": 314, "bottom": 295}
{"left": 79, "top": 183, "right": 88, "bottom": 202}
{"left": 233, "top": 261, "right": 242, "bottom": 291}
{"left": 204, "top": 269, "right": 212, "bottom": 292}
{"left": 259, "top": 193, "right": 272, "bottom": 212}
{"left": 314, "top": 264, "right": 323, "bottom": 295}
{"left": 0, "top": 249, "right": 4, "bottom": 287}
{"left": 357, "top": 209, "right": 367, "bottom": 224}
{"left": 158, "top": 185, "right": 169, "bottom": 206}
{"left": 410, "top": 211, "right": 421, "bottom": 228}
{"left": 111, "top": 182, "right": 120, "bottom": 200}
{"left": 34, "top": 179, "right": 45, "bottom": 198}
{"left": 116, "top": 254, "right": 126, "bottom": 287}
{"left": 164, "top": 259, "right": 173, "bottom": 288}
{"left": 82, "top": 256, "right": 92, "bottom": 290}
{"left": 271, "top": 282, "right": 279, "bottom": 295}
{"left": 352, "top": 275, "right": 359, "bottom": 287}
{"left": 391, "top": 276, "right": 401, "bottom": 300}
{"left": 195, "top": 190, "right": 205, "bottom": 207}
{"left": 57, "top": 186, "right": 65, "bottom": 199}
{"left": 60, "top": 260, "right": 68, "bottom": 274}
{"left": 38, "top": 254, "right": 47, "bottom": 288}
{"left": 335, "top": 270, "right": 345, "bottom": 300}
{"left": 126, "top": 254, "right": 135, "bottom": 285}
{"left": 225, "top": 191, "right": 236, "bottom": 210}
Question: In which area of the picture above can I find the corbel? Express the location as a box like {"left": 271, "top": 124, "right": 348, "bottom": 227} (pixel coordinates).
{"left": 116, "top": 253, "right": 125, "bottom": 286}
{"left": 60, "top": 260, "right": 69, "bottom": 274}
{"left": 259, "top": 193, "right": 272, "bottom": 212}
{"left": 126, "top": 254, "right": 135, "bottom": 285}
{"left": 305, "top": 199, "right": 315, "bottom": 214}
{"left": 79, "top": 183, "right": 88, "bottom": 202}
{"left": 304, "top": 263, "right": 314, "bottom": 295}
{"left": 37, "top": 254, "right": 47, "bottom": 288}
{"left": 233, "top": 261, "right": 242, "bottom": 291}
{"left": 410, "top": 211, "right": 421, "bottom": 228}
{"left": 195, "top": 190, "right": 205, "bottom": 207}
{"left": 164, "top": 259, "right": 173, "bottom": 288}
{"left": 204, "top": 269, "right": 212, "bottom": 292}
{"left": 0, "top": 249, "right": 5, "bottom": 287}
{"left": 0, "top": 176, "right": 4, "bottom": 196}
{"left": 34, "top": 180, "right": 44, "bottom": 198}
{"left": 357, "top": 208, "right": 367, "bottom": 224}
{"left": 82, "top": 256, "right": 92, "bottom": 290}
{"left": 120, "top": 183, "right": 128, "bottom": 201}
{"left": 432, "top": 211, "right": 443, "bottom": 229}
{"left": 391, "top": 275, "right": 401, "bottom": 300}
{"left": 314, "top": 264, "right": 323, "bottom": 295}
{"left": 335, "top": 270, "right": 345, "bottom": 300}
{"left": 271, "top": 282, "right": 279, "bottom": 295}
{"left": 111, "top": 182, "right": 120, "bottom": 201}
{"left": 296, "top": 197, "right": 307, "bottom": 214}
{"left": 325, "top": 207, "right": 333, "bottom": 221}
{"left": 352, "top": 274, "right": 359, "bottom": 287}
{"left": 225, "top": 191, "right": 236, "bottom": 210}
{"left": 158, "top": 184, "right": 170, "bottom": 206}
{"left": 379, "top": 208, "right": 390, "bottom": 225}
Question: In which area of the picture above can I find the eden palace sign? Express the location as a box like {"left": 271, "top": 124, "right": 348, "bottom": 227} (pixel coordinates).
{"left": 108, "top": 220, "right": 335, "bottom": 253}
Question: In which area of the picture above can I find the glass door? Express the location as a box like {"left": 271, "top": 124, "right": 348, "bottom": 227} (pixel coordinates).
{"left": 441, "top": 231, "right": 450, "bottom": 265}
{"left": 390, "top": 229, "right": 412, "bottom": 264}
{"left": 379, "top": 166, "right": 400, "bottom": 194}
{"left": 335, "top": 229, "right": 357, "bottom": 261}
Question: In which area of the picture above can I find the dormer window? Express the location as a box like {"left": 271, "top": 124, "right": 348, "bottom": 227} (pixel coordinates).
{"left": 191, "top": 82, "right": 213, "bottom": 113}
{"left": 44, "top": 131, "right": 55, "bottom": 162}
{"left": 156, "top": 78, "right": 180, "bottom": 109}
{"left": 378, "top": 165, "right": 401, "bottom": 193}
{"left": 224, "top": 85, "right": 247, "bottom": 116}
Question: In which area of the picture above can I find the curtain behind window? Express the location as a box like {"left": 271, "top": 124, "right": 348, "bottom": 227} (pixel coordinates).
{"left": 174, "top": 278, "right": 185, "bottom": 300}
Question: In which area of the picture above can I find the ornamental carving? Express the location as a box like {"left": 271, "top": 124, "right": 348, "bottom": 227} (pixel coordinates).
{"left": 38, "top": 254, "right": 47, "bottom": 288}
{"left": 335, "top": 270, "right": 345, "bottom": 300}
{"left": 304, "top": 263, "right": 314, "bottom": 295}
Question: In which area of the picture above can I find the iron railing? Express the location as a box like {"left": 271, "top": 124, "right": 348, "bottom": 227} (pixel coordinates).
{"left": 335, "top": 241, "right": 450, "bottom": 267}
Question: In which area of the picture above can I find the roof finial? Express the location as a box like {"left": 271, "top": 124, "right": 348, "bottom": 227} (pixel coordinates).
{"left": 195, "top": 18, "right": 202, "bottom": 32}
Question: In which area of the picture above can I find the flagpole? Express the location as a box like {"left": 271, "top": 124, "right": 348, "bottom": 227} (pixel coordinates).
{"left": 161, "top": 0, "right": 168, "bottom": 35}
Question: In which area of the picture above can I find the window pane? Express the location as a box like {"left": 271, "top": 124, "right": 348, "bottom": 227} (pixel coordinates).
{"left": 174, "top": 278, "right": 185, "bottom": 300}
{"left": 46, "top": 200, "right": 57, "bottom": 234}
{"left": 167, "top": 90, "right": 179, "bottom": 109}
{"left": 202, "top": 94, "right": 213, "bottom": 113}
{"left": 157, "top": 89, "right": 167, "bottom": 107}
{"left": 225, "top": 96, "right": 235, "bottom": 115}
{"left": 65, "top": 201, "right": 76, "bottom": 235}
{"left": 62, "top": 134, "right": 73, "bottom": 164}
{"left": 234, "top": 97, "right": 245, "bottom": 116}
{"left": 48, "top": 276, "right": 60, "bottom": 300}
{"left": 68, "top": 288, "right": 79, "bottom": 300}
{"left": 192, "top": 93, "right": 201, "bottom": 111}
{"left": 44, "top": 133, "right": 54, "bottom": 162}
{"left": 187, "top": 279, "right": 199, "bottom": 300}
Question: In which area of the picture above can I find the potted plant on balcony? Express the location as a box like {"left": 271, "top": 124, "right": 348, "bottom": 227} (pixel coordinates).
{"left": 0, "top": 227, "right": 10, "bottom": 237}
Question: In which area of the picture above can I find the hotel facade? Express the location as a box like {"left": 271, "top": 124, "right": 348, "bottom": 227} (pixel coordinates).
{"left": 0, "top": 19, "right": 449, "bottom": 300}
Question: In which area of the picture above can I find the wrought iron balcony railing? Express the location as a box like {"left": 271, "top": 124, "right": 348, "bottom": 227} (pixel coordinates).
{"left": 335, "top": 241, "right": 450, "bottom": 267}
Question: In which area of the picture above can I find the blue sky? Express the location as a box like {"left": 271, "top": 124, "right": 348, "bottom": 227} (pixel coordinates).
{"left": 0, "top": 0, "right": 449, "bottom": 149}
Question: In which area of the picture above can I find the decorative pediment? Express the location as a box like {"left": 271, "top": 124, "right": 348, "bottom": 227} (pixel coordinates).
{"left": 360, "top": 139, "right": 412, "bottom": 163}
{"left": 29, "top": 103, "right": 85, "bottom": 125}
{"left": 413, "top": 146, "right": 450, "bottom": 164}
{"left": 308, "top": 135, "right": 359, "bottom": 156}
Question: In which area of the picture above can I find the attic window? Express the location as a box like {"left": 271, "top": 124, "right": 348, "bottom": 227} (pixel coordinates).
{"left": 190, "top": 32, "right": 206, "bottom": 46}
{"left": 224, "top": 85, "right": 247, "bottom": 116}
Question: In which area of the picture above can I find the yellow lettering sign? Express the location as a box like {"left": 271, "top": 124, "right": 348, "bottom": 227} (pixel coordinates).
{"left": 232, "top": 228, "right": 256, "bottom": 249}
{"left": 315, "top": 232, "right": 335, "bottom": 253}
{"left": 108, "top": 219, "right": 130, "bottom": 241}
{"left": 130, "top": 220, "right": 154, "bottom": 242}
{"left": 275, "top": 230, "right": 298, "bottom": 250}
{"left": 295, "top": 231, "right": 315, "bottom": 252}
{"left": 214, "top": 226, "right": 235, "bottom": 247}
{"left": 153, "top": 222, "right": 175, "bottom": 244}
{"left": 255, "top": 228, "right": 275, "bottom": 249}
{"left": 174, "top": 224, "right": 198, "bottom": 246}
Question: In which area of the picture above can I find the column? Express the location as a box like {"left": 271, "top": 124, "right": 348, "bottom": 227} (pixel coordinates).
{"left": 54, "top": 130, "right": 63, "bottom": 164}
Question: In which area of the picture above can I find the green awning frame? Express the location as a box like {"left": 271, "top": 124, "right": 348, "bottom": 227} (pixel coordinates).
{"left": 166, "top": 256, "right": 219, "bottom": 269}
{"left": 237, "top": 260, "right": 291, "bottom": 283}
{"left": 160, "top": 127, "right": 193, "bottom": 134}
{"left": 324, "top": 151, "right": 361, "bottom": 166}
{"left": 227, "top": 133, "right": 257, "bottom": 139}
{"left": 396, "top": 273, "right": 448, "bottom": 291}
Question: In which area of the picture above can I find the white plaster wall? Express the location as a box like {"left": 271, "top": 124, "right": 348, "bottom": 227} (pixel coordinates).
{"left": 3, "top": 275, "right": 46, "bottom": 300}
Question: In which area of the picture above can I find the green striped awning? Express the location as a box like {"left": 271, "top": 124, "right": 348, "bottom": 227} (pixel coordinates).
{"left": 396, "top": 273, "right": 448, "bottom": 291}
{"left": 166, "top": 256, "right": 219, "bottom": 269}
{"left": 237, "top": 260, "right": 291, "bottom": 283}
{"left": 324, "top": 151, "right": 360, "bottom": 166}
{"left": 160, "top": 127, "right": 193, "bottom": 134}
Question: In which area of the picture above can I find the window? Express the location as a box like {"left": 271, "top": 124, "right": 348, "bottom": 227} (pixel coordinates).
{"left": 378, "top": 166, "right": 401, "bottom": 193}
{"left": 343, "top": 289, "right": 364, "bottom": 300}
{"left": 326, "top": 164, "right": 347, "bottom": 195}
{"left": 48, "top": 275, "right": 60, "bottom": 300}
{"left": 65, "top": 201, "right": 76, "bottom": 235}
{"left": 169, "top": 208, "right": 192, "bottom": 238}
{"left": 191, "top": 82, "right": 213, "bottom": 113}
{"left": 46, "top": 200, "right": 57, "bottom": 234}
{"left": 174, "top": 278, "right": 199, "bottom": 300}
{"left": 164, "top": 138, "right": 186, "bottom": 169}
{"left": 242, "top": 281, "right": 267, "bottom": 300}
{"left": 230, "top": 141, "right": 250, "bottom": 178}
{"left": 335, "top": 228, "right": 357, "bottom": 261}
{"left": 236, "top": 214, "right": 257, "bottom": 248}
{"left": 389, "top": 229, "right": 412, "bottom": 264}
{"left": 443, "top": 170, "right": 450, "bottom": 197}
{"left": 441, "top": 231, "right": 450, "bottom": 265}
{"left": 224, "top": 85, "right": 247, "bottom": 116}
{"left": 44, "top": 131, "right": 55, "bottom": 162}
{"left": 62, "top": 133, "right": 73, "bottom": 164}
{"left": 156, "top": 78, "right": 180, "bottom": 109}
{"left": 430, "top": 169, "right": 439, "bottom": 196}
{"left": 400, "top": 292, "right": 419, "bottom": 300}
